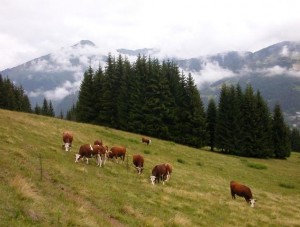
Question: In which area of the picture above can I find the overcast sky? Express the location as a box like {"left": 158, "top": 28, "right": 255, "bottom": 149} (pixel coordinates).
{"left": 1, "top": 0, "right": 300, "bottom": 70}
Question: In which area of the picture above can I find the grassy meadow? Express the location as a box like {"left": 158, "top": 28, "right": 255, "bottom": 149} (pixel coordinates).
{"left": 0, "top": 109, "right": 300, "bottom": 227}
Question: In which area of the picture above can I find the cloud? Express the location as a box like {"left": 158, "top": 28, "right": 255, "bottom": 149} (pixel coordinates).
{"left": 190, "top": 61, "right": 238, "bottom": 87}
{"left": 28, "top": 80, "right": 81, "bottom": 101}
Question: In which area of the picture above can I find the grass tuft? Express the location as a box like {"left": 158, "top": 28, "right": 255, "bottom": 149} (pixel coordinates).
{"left": 279, "top": 183, "right": 295, "bottom": 189}
{"left": 177, "top": 158, "right": 186, "bottom": 164}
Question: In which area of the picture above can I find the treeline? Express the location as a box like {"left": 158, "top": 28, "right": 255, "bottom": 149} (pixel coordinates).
{"left": 68, "top": 54, "right": 206, "bottom": 148}
{"left": 207, "top": 84, "right": 292, "bottom": 158}
{"left": 0, "top": 74, "right": 56, "bottom": 118}
{"left": 66, "top": 54, "right": 300, "bottom": 158}
{"left": 33, "top": 98, "right": 55, "bottom": 117}
{"left": 0, "top": 74, "right": 31, "bottom": 112}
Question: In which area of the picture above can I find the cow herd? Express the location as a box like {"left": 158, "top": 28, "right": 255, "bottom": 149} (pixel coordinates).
{"left": 62, "top": 131, "right": 256, "bottom": 207}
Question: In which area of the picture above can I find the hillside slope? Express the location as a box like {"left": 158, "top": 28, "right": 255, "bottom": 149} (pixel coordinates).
{"left": 0, "top": 109, "right": 300, "bottom": 227}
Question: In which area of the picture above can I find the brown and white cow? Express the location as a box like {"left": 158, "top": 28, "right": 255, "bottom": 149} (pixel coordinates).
{"left": 75, "top": 144, "right": 105, "bottom": 167}
{"left": 142, "top": 137, "right": 151, "bottom": 145}
{"left": 230, "top": 180, "right": 256, "bottom": 207}
{"left": 150, "top": 164, "right": 168, "bottom": 185}
{"left": 132, "top": 154, "right": 144, "bottom": 174}
{"left": 94, "top": 140, "right": 103, "bottom": 146}
{"left": 92, "top": 144, "right": 109, "bottom": 167}
{"left": 164, "top": 163, "right": 173, "bottom": 181}
{"left": 62, "top": 131, "right": 73, "bottom": 151}
{"left": 107, "top": 146, "right": 127, "bottom": 163}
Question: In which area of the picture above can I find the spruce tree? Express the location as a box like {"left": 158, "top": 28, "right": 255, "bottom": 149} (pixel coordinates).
{"left": 252, "top": 91, "right": 272, "bottom": 157}
{"left": 216, "top": 84, "right": 231, "bottom": 153}
{"left": 101, "top": 54, "right": 116, "bottom": 126}
{"left": 291, "top": 128, "right": 300, "bottom": 152}
{"left": 76, "top": 66, "right": 96, "bottom": 123}
{"left": 272, "top": 104, "right": 291, "bottom": 158}
{"left": 127, "top": 56, "right": 144, "bottom": 133}
{"left": 42, "top": 98, "right": 49, "bottom": 116}
{"left": 93, "top": 65, "right": 105, "bottom": 124}
{"left": 206, "top": 98, "right": 217, "bottom": 151}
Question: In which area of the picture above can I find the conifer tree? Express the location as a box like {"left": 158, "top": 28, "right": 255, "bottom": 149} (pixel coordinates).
{"left": 291, "top": 128, "right": 300, "bottom": 152}
{"left": 239, "top": 84, "right": 257, "bottom": 156}
{"left": 272, "top": 104, "right": 291, "bottom": 158}
{"left": 127, "top": 56, "right": 144, "bottom": 133}
{"left": 76, "top": 66, "right": 96, "bottom": 123}
{"left": 216, "top": 84, "right": 231, "bottom": 153}
{"left": 101, "top": 54, "right": 116, "bottom": 126}
{"left": 48, "top": 101, "right": 55, "bottom": 117}
{"left": 93, "top": 65, "right": 105, "bottom": 124}
{"left": 252, "top": 91, "right": 272, "bottom": 157}
{"left": 42, "top": 98, "right": 49, "bottom": 116}
{"left": 206, "top": 98, "right": 217, "bottom": 151}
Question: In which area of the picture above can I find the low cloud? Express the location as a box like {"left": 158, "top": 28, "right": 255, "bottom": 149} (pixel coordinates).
{"left": 28, "top": 80, "right": 81, "bottom": 101}
{"left": 190, "top": 61, "right": 238, "bottom": 87}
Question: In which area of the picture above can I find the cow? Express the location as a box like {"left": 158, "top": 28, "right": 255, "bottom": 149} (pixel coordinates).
{"left": 94, "top": 140, "right": 103, "bottom": 146}
{"left": 230, "top": 181, "right": 256, "bottom": 207}
{"left": 142, "top": 137, "right": 151, "bottom": 145}
{"left": 62, "top": 131, "right": 73, "bottom": 151}
{"left": 164, "top": 163, "right": 173, "bottom": 181}
{"left": 150, "top": 164, "right": 168, "bottom": 185}
{"left": 92, "top": 144, "right": 109, "bottom": 167}
{"left": 75, "top": 144, "right": 106, "bottom": 167}
{"left": 132, "top": 154, "right": 144, "bottom": 174}
{"left": 107, "top": 146, "right": 127, "bottom": 163}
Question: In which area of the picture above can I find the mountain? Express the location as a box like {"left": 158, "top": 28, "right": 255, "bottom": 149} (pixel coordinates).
{"left": 1, "top": 40, "right": 300, "bottom": 128}
{"left": 178, "top": 41, "right": 300, "bottom": 128}
{"left": 1, "top": 40, "right": 106, "bottom": 114}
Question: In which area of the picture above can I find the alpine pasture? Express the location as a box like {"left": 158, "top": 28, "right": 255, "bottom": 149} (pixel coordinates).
{"left": 0, "top": 109, "right": 300, "bottom": 227}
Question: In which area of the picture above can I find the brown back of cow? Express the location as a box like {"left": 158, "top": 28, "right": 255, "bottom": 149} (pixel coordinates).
{"left": 109, "top": 146, "right": 127, "bottom": 162}
{"left": 230, "top": 181, "right": 256, "bottom": 207}
{"left": 133, "top": 154, "right": 144, "bottom": 174}
{"left": 151, "top": 164, "right": 167, "bottom": 184}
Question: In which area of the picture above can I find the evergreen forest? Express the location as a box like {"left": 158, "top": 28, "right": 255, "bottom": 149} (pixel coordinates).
{"left": 66, "top": 54, "right": 299, "bottom": 158}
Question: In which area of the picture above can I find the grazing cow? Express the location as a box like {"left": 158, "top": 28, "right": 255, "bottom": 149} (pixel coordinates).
{"left": 142, "top": 137, "right": 151, "bottom": 145}
{"left": 132, "top": 154, "right": 144, "bottom": 174}
{"left": 75, "top": 144, "right": 104, "bottom": 167}
{"left": 92, "top": 144, "right": 109, "bottom": 167}
{"left": 62, "top": 131, "right": 73, "bottom": 151}
{"left": 108, "top": 146, "right": 127, "bottom": 163}
{"left": 164, "top": 163, "right": 173, "bottom": 181}
{"left": 94, "top": 140, "right": 103, "bottom": 146}
{"left": 150, "top": 164, "right": 168, "bottom": 185}
{"left": 230, "top": 181, "right": 256, "bottom": 207}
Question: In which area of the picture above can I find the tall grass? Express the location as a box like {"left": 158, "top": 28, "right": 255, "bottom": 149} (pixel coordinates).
{"left": 0, "top": 109, "right": 300, "bottom": 227}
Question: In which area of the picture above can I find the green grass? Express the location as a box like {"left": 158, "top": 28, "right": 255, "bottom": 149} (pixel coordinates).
{"left": 1, "top": 109, "right": 300, "bottom": 226}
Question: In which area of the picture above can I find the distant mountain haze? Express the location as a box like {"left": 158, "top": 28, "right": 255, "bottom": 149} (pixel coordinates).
{"left": 1, "top": 40, "right": 300, "bottom": 128}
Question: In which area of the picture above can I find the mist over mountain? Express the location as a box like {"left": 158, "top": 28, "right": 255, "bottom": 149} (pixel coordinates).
{"left": 1, "top": 40, "right": 300, "bottom": 128}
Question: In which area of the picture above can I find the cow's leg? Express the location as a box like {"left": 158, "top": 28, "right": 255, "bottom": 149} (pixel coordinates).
{"left": 86, "top": 158, "right": 89, "bottom": 164}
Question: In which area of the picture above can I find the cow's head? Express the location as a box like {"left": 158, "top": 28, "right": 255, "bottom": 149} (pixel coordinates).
{"left": 249, "top": 199, "right": 256, "bottom": 207}
{"left": 63, "top": 143, "right": 71, "bottom": 151}
{"left": 75, "top": 154, "right": 81, "bottom": 163}
{"left": 148, "top": 139, "right": 152, "bottom": 144}
{"left": 150, "top": 175, "right": 156, "bottom": 185}
{"left": 136, "top": 166, "right": 144, "bottom": 174}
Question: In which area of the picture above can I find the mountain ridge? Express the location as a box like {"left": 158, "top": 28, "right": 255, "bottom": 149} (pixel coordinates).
{"left": 1, "top": 40, "right": 300, "bottom": 128}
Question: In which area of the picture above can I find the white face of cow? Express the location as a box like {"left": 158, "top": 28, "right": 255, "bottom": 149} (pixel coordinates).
{"left": 150, "top": 175, "right": 156, "bottom": 185}
{"left": 64, "top": 143, "right": 71, "bottom": 151}
{"left": 249, "top": 199, "right": 256, "bottom": 207}
{"left": 75, "top": 154, "right": 81, "bottom": 163}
